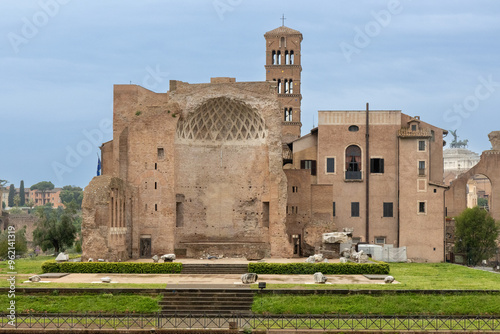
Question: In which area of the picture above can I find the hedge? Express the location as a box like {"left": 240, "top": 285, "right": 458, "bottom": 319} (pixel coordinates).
{"left": 247, "top": 262, "right": 389, "bottom": 275}
{"left": 41, "top": 261, "right": 182, "bottom": 274}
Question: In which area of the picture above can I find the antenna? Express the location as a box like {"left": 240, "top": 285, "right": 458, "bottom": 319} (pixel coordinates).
{"left": 312, "top": 114, "right": 315, "bottom": 128}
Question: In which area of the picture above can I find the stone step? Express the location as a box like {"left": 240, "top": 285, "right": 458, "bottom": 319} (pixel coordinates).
{"left": 160, "top": 290, "right": 254, "bottom": 315}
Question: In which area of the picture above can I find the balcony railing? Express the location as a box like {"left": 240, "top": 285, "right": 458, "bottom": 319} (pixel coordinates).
{"left": 345, "top": 171, "right": 362, "bottom": 180}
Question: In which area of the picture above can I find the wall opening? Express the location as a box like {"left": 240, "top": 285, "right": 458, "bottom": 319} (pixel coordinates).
{"left": 467, "top": 174, "right": 492, "bottom": 211}
{"left": 263, "top": 202, "right": 269, "bottom": 227}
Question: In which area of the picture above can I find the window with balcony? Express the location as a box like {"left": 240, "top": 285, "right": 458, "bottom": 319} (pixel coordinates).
{"left": 345, "top": 145, "right": 361, "bottom": 180}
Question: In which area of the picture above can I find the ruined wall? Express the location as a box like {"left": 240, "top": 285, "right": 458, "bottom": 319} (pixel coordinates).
{"left": 446, "top": 148, "right": 500, "bottom": 221}
{"left": 82, "top": 175, "right": 135, "bottom": 261}
{"left": 8, "top": 214, "right": 37, "bottom": 245}
{"left": 172, "top": 81, "right": 289, "bottom": 257}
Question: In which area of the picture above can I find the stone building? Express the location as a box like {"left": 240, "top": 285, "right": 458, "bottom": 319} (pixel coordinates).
{"left": 82, "top": 25, "right": 448, "bottom": 262}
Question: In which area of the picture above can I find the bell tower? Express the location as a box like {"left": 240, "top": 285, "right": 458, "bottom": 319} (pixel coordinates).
{"left": 264, "top": 21, "right": 303, "bottom": 143}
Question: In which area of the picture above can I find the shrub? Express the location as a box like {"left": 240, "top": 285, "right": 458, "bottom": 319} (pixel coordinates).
{"left": 248, "top": 262, "right": 389, "bottom": 275}
{"left": 41, "top": 261, "right": 182, "bottom": 274}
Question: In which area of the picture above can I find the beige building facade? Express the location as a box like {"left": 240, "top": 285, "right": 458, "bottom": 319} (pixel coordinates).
{"left": 82, "top": 25, "right": 448, "bottom": 262}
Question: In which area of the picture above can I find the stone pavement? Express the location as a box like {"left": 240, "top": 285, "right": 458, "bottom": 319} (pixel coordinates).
{"left": 30, "top": 257, "right": 393, "bottom": 285}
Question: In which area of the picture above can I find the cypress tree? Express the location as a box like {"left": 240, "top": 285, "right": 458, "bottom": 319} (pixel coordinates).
{"left": 19, "top": 180, "right": 25, "bottom": 206}
{"left": 8, "top": 184, "right": 15, "bottom": 208}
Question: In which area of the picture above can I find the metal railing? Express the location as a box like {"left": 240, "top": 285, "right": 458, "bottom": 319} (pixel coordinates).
{"left": 1, "top": 312, "right": 499, "bottom": 331}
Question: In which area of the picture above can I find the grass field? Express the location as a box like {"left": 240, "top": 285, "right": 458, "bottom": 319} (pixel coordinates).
{"left": 0, "top": 293, "right": 161, "bottom": 313}
{"left": 256, "top": 263, "right": 500, "bottom": 290}
{"left": 253, "top": 293, "right": 500, "bottom": 315}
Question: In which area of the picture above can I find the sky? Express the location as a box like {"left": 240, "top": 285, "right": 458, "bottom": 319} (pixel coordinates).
{"left": 1, "top": 0, "right": 500, "bottom": 189}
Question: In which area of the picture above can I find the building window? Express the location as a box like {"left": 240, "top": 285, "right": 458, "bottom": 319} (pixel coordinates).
{"left": 154, "top": 163, "right": 157, "bottom": 170}
{"left": 383, "top": 202, "right": 393, "bottom": 217}
{"left": 332, "top": 202, "right": 336, "bottom": 217}
{"left": 375, "top": 236, "right": 386, "bottom": 244}
{"left": 418, "top": 161, "right": 426, "bottom": 176}
{"left": 370, "top": 158, "right": 384, "bottom": 173}
{"left": 157, "top": 147, "right": 165, "bottom": 159}
{"left": 326, "top": 157, "right": 335, "bottom": 173}
{"left": 292, "top": 186, "right": 298, "bottom": 193}
{"left": 348, "top": 125, "right": 359, "bottom": 132}
{"left": 277, "top": 50, "right": 281, "bottom": 65}
{"left": 272, "top": 50, "right": 276, "bottom": 65}
{"left": 411, "top": 124, "right": 417, "bottom": 131}
{"left": 351, "top": 202, "right": 360, "bottom": 217}
{"left": 301, "top": 160, "right": 317, "bottom": 175}
{"left": 418, "top": 201, "right": 426, "bottom": 214}
{"left": 155, "top": 204, "right": 158, "bottom": 211}
{"left": 418, "top": 140, "right": 425, "bottom": 151}
{"left": 289, "top": 79, "right": 293, "bottom": 94}
{"left": 155, "top": 182, "right": 157, "bottom": 190}
{"left": 277, "top": 79, "right": 282, "bottom": 94}
{"left": 345, "top": 145, "right": 362, "bottom": 180}
{"left": 284, "top": 108, "right": 293, "bottom": 121}
{"left": 290, "top": 50, "right": 294, "bottom": 64}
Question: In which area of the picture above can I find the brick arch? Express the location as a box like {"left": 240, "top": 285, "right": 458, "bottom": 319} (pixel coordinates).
{"left": 446, "top": 150, "right": 500, "bottom": 220}
{"left": 176, "top": 97, "right": 267, "bottom": 144}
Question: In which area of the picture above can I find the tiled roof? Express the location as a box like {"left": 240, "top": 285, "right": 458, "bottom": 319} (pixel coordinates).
{"left": 264, "top": 26, "right": 302, "bottom": 36}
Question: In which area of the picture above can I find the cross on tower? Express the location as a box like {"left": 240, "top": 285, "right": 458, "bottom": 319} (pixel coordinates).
{"left": 281, "top": 14, "right": 286, "bottom": 26}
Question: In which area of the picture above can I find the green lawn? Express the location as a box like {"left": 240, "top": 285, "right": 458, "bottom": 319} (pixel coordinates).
{"left": 256, "top": 263, "right": 500, "bottom": 290}
{"left": 0, "top": 293, "right": 161, "bottom": 313}
{"left": 253, "top": 293, "right": 500, "bottom": 315}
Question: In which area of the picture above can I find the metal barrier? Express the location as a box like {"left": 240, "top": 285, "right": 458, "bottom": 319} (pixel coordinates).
{"left": 1, "top": 313, "right": 499, "bottom": 331}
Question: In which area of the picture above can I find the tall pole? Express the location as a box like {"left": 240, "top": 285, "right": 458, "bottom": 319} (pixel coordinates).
{"left": 365, "top": 103, "right": 370, "bottom": 243}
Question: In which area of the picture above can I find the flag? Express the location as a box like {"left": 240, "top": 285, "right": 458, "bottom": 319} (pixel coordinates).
{"left": 97, "top": 156, "right": 101, "bottom": 176}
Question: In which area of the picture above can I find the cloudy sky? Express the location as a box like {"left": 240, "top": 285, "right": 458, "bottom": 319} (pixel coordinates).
{"left": 1, "top": 0, "right": 499, "bottom": 189}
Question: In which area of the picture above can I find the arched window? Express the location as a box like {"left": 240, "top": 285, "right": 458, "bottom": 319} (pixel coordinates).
{"left": 272, "top": 51, "right": 276, "bottom": 65}
{"left": 277, "top": 79, "right": 282, "bottom": 94}
{"left": 346, "top": 145, "right": 362, "bottom": 180}
{"left": 285, "top": 50, "right": 289, "bottom": 64}
{"left": 290, "top": 50, "right": 294, "bottom": 64}
{"left": 277, "top": 50, "right": 281, "bottom": 65}
{"left": 284, "top": 79, "right": 289, "bottom": 94}
{"left": 289, "top": 79, "right": 293, "bottom": 94}
{"left": 285, "top": 108, "right": 292, "bottom": 121}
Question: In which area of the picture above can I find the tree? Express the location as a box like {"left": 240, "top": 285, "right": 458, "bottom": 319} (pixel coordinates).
{"left": 19, "top": 180, "right": 25, "bottom": 206}
{"left": 59, "top": 185, "right": 84, "bottom": 209}
{"left": 8, "top": 184, "right": 15, "bottom": 207}
{"left": 454, "top": 206, "right": 499, "bottom": 266}
{"left": 13, "top": 195, "right": 20, "bottom": 207}
{"left": 26, "top": 199, "right": 35, "bottom": 208}
{"left": 31, "top": 181, "right": 55, "bottom": 194}
{"left": 0, "top": 226, "right": 28, "bottom": 259}
{"left": 33, "top": 204, "right": 77, "bottom": 254}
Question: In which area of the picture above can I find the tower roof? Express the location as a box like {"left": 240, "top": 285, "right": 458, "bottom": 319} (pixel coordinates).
{"left": 264, "top": 26, "right": 303, "bottom": 38}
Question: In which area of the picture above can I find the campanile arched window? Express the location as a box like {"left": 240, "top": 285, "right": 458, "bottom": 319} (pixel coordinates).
{"left": 345, "top": 145, "right": 362, "bottom": 180}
